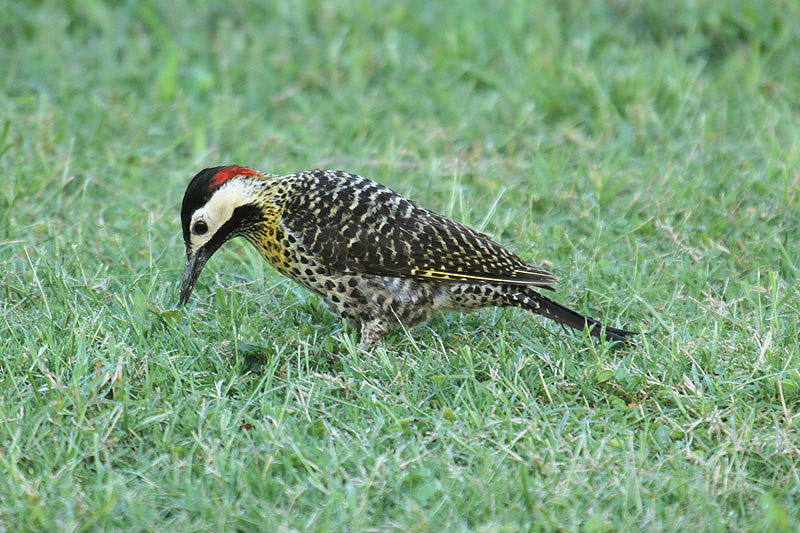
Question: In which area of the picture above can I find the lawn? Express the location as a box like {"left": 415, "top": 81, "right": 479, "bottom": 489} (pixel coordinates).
{"left": 2, "top": 0, "right": 799, "bottom": 530}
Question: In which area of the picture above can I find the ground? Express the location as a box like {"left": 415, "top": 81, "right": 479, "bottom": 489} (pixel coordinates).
{"left": 1, "top": 1, "right": 798, "bottom": 530}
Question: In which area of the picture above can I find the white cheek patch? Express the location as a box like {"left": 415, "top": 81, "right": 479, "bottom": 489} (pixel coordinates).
{"left": 189, "top": 179, "right": 255, "bottom": 249}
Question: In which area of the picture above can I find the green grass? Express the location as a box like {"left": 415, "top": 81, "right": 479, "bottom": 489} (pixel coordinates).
{"left": 2, "top": 0, "right": 799, "bottom": 530}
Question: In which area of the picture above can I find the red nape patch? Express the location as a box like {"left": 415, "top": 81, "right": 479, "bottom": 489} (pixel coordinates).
{"left": 209, "top": 166, "right": 260, "bottom": 188}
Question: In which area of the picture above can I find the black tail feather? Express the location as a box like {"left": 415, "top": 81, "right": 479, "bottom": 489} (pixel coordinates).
{"left": 514, "top": 290, "right": 637, "bottom": 343}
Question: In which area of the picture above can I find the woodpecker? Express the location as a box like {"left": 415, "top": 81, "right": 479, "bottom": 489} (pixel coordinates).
{"left": 179, "top": 166, "right": 636, "bottom": 347}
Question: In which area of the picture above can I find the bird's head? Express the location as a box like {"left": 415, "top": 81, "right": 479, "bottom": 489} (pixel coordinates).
{"left": 179, "top": 165, "right": 264, "bottom": 305}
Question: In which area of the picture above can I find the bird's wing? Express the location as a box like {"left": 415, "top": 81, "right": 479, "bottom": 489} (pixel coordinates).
{"left": 282, "top": 171, "right": 556, "bottom": 288}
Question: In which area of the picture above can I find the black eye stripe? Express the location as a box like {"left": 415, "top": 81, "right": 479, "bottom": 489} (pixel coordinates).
{"left": 193, "top": 220, "right": 209, "bottom": 235}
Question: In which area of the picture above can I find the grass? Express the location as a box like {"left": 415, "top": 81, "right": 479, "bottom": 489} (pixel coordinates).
{"left": 2, "top": 0, "right": 799, "bottom": 530}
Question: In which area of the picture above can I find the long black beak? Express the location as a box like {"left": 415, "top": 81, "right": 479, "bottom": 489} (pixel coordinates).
{"left": 178, "top": 205, "right": 257, "bottom": 305}
{"left": 179, "top": 247, "right": 211, "bottom": 305}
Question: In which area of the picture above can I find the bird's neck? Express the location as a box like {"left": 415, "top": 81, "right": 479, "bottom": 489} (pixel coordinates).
{"left": 244, "top": 178, "right": 296, "bottom": 273}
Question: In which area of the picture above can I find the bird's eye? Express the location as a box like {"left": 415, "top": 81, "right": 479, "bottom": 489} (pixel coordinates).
{"left": 192, "top": 220, "right": 208, "bottom": 235}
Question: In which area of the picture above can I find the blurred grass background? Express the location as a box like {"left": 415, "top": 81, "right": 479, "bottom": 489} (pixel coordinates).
{"left": 1, "top": 0, "right": 799, "bottom": 530}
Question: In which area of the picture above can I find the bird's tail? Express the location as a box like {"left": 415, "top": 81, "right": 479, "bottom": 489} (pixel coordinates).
{"left": 511, "top": 289, "right": 637, "bottom": 343}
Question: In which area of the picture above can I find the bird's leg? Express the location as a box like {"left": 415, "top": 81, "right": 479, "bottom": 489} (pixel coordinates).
{"left": 358, "top": 318, "right": 392, "bottom": 350}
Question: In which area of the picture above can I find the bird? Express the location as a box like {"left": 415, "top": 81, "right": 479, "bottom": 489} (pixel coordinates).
{"left": 179, "top": 165, "right": 636, "bottom": 348}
